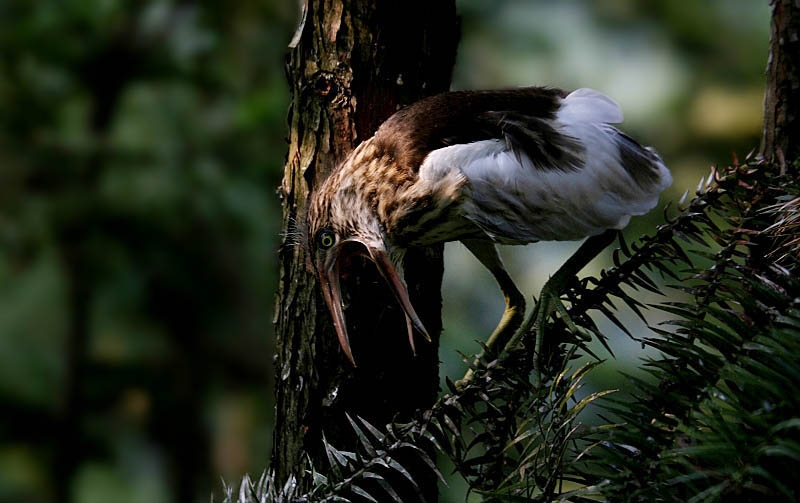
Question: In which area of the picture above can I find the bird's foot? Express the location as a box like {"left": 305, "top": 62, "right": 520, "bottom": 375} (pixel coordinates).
{"left": 455, "top": 282, "right": 597, "bottom": 391}
{"left": 456, "top": 232, "right": 616, "bottom": 391}
{"left": 455, "top": 289, "right": 525, "bottom": 392}
{"left": 453, "top": 353, "right": 483, "bottom": 392}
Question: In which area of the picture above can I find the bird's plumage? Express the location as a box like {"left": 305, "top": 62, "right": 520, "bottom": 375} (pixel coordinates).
{"left": 416, "top": 88, "right": 671, "bottom": 244}
{"left": 305, "top": 86, "right": 671, "bottom": 364}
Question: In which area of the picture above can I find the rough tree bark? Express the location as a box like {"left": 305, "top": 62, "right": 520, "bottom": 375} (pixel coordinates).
{"left": 760, "top": 0, "right": 800, "bottom": 174}
{"left": 272, "top": 0, "right": 458, "bottom": 497}
{"left": 750, "top": 0, "right": 800, "bottom": 275}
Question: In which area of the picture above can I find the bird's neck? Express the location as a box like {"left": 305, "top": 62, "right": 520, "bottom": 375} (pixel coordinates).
{"left": 383, "top": 171, "right": 473, "bottom": 247}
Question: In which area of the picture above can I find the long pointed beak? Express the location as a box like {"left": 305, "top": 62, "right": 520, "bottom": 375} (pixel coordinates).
{"left": 318, "top": 260, "right": 355, "bottom": 366}
{"left": 367, "top": 248, "right": 431, "bottom": 346}
{"left": 317, "top": 243, "right": 431, "bottom": 366}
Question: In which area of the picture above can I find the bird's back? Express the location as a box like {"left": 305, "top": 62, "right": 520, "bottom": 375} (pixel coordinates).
{"left": 390, "top": 88, "right": 672, "bottom": 245}
{"left": 372, "top": 87, "right": 567, "bottom": 173}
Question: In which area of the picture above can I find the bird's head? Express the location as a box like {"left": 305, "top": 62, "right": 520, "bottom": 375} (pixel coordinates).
{"left": 306, "top": 164, "right": 429, "bottom": 366}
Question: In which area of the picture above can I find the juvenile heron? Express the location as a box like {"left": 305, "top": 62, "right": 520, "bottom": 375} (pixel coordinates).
{"left": 305, "top": 87, "right": 671, "bottom": 367}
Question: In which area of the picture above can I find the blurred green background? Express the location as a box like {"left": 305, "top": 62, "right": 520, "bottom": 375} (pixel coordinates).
{"left": 0, "top": 1, "right": 768, "bottom": 502}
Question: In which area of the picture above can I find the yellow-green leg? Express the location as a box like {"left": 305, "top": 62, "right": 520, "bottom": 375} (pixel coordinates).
{"left": 506, "top": 230, "right": 618, "bottom": 374}
{"left": 456, "top": 240, "right": 525, "bottom": 389}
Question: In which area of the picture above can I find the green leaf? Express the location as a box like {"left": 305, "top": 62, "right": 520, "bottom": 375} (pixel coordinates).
{"left": 346, "top": 414, "right": 378, "bottom": 458}
{"left": 349, "top": 484, "right": 378, "bottom": 503}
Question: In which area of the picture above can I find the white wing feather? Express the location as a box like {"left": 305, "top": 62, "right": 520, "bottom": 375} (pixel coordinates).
{"left": 559, "top": 88, "right": 624, "bottom": 124}
{"left": 417, "top": 89, "right": 671, "bottom": 244}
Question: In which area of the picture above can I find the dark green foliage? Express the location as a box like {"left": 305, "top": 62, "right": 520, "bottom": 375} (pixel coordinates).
{"left": 227, "top": 155, "right": 800, "bottom": 502}
{"left": 224, "top": 355, "right": 611, "bottom": 502}
{"left": 583, "top": 160, "right": 800, "bottom": 502}
{"left": 0, "top": 2, "right": 295, "bottom": 500}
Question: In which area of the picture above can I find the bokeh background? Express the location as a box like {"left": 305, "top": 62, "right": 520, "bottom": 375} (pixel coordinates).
{"left": 0, "top": 1, "right": 768, "bottom": 502}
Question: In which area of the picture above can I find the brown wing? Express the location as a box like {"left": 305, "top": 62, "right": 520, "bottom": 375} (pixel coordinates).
{"left": 371, "top": 87, "right": 569, "bottom": 171}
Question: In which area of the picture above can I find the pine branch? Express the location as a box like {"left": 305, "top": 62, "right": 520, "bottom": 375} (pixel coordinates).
{"left": 224, "top": 155, "right": 800, "bottom": 502}
{"left": 580, "top": 158, "right": 800, "bottom": 501}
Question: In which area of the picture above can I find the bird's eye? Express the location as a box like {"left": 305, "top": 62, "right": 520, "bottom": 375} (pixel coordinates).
{"left": 316, "top": 230, "right": 336, "bottom": 250}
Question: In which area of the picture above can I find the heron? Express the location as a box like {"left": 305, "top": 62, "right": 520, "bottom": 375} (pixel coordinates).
{"left": 305, "top": 87, "right": 671, "bottom": 370}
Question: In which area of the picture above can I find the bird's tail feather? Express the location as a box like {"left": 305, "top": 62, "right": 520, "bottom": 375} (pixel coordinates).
{"left": 559, "top": 88, "right": 624, "bottom": 125}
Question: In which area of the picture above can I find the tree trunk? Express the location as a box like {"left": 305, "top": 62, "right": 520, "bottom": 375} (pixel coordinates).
{"left": 751, "top": 0, "right": 800, "bottom": 274}
{"left": 760, "top": 0, "right": 800, "bottom": 174}
{"left": 272, "top": 0, "right": 458, "bottom": 497}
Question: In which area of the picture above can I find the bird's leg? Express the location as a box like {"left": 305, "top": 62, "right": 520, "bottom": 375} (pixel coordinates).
{"left": 506, "top": 229, "right": 618, "bottom": 374}
{"left": 456, "top": 239, "right": 525, "bottom": 388}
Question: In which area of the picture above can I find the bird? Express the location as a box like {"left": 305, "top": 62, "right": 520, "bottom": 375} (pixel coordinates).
{"left": 305, "top": 86, "right": 671, "bottom": 369}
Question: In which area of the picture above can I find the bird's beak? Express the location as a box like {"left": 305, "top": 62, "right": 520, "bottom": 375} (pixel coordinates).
{"left": 317, "top": 242, "right": 430, "bottom": 366}
{"left": 317, "top": 257, "right": 354, "bottom": 365}
{"left": 367, "top": 247, "right": 432, "bottom": 349}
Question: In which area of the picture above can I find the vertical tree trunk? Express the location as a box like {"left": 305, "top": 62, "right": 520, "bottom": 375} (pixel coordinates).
{"left": 272, "top": 0, "right": 458, "bottom": 497}
{"left": 760, "top": 0, "right": 800, "bottom": 174}
{"left": 752, "top": 0, "right": 800, "bottom": 273}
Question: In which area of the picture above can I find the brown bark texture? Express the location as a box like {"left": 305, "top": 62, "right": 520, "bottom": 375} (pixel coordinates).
{"left": 272, "top": 0, "right": 459, "bottom": 495}
{"left": 761, "top": 0, "right": 800, "bottom": 173}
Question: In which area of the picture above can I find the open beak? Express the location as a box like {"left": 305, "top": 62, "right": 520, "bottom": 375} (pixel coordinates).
{"left": 317, "top": 242, "right": 430, "bottom": 366}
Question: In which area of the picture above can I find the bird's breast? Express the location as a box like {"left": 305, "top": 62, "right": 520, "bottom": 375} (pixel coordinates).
{"left": 377, "top": 166, "right": 475, "bottom": 247}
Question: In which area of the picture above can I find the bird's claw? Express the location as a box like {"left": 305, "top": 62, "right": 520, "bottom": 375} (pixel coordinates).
{"left": 455, "top": 280, "right": 599, "bottom": 392}
{"left": 454, "top": 232, "right": 617, "bottom": 391}
{"left": 455, "top": 297, "right": 525, "bottom": 391}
